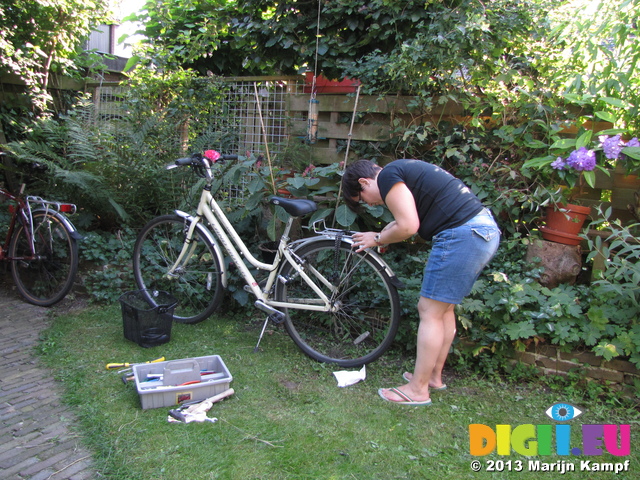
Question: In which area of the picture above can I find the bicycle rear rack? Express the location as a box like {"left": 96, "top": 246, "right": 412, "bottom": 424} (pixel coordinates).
{"left": 311, "top": 218, "right": 354, "bottom": 238}
{"left": 27, "top": 196, "right": 77, "bottom": 215}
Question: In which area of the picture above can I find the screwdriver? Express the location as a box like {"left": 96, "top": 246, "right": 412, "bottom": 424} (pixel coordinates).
{"left": 106, "top": 356, "right": 165, "bottom": 370}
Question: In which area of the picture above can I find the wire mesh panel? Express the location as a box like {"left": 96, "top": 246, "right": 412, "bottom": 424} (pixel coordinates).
{"left": 90, "top": 77, "right": 302, "bottom": 156}
{"left": 221, "top": 78, "right": 300, "bottom": 158}
{"left": 88, "top": 77, "right": 305, "bottom": 204}
{"left": 216, "top": 78, "right": 302, "bottom": 203}
{"left": 90, "top": 84, "right": 128, "bottom": 124}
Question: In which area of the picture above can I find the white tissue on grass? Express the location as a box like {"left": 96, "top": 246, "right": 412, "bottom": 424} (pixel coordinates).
{"left": 333, "top": 365, "right": 366, "bottom": 387}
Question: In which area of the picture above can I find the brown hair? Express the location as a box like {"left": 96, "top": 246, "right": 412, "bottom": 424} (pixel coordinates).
{"left": 341, "top": 159, "right": 382, "bottom": 212}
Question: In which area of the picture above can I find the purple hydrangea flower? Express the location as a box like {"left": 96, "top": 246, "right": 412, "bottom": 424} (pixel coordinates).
{"left": 601, "top": 134, "right": 624, "bottom": 160}
{"left": 566, "top": 147, "right": 596, "bottom": 171}
{"left": 627, "top": 137, "right": 639, "bottom": 148}
{"left": 551, "top": 157, "right": 566, "bottom": 170}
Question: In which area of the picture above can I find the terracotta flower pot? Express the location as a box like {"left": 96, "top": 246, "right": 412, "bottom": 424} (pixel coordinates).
{"left": 541, "top": 203, "right": 591, "bottom": 246}
{"left": 303, "top": 72, "right": 361, "bottom": 94}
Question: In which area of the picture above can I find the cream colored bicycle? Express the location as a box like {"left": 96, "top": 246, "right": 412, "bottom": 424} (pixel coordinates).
{"left": 132, "top": 151, "right": 403, "bottom": 366}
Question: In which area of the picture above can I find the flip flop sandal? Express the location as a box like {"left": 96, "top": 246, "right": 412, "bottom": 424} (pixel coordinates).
{"left": 402, "top": 372, "right": 447, "bottom": 390}
{"left": 378, "top": 387, "right": 432, "bottom": 406}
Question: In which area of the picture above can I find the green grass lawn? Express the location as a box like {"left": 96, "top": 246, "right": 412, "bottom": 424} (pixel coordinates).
{"left": 38, "top": 303, "right": 639, "bottom": 479}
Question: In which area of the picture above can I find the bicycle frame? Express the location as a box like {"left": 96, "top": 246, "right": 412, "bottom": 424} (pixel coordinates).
{"left": 1, "top": 186, "right": 79, "bottom": 261}
{"left": 0, "top": 188, "right": 29, "bottom": 259}
{"left": 164, "top": 155, "right": 400, "bottom": 321}
{"left": 170, "top": 186, "right": 337, "bottom": 314}
{"left": 146, "top": 154, "right": 408, "bottom": 364}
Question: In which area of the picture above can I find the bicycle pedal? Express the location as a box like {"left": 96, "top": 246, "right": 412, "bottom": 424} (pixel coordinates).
{"left": 268, "top": 312, "right": 285, "bottom": 324}
{"left": 254, "top": 300, "right": 284, "bottom": 322}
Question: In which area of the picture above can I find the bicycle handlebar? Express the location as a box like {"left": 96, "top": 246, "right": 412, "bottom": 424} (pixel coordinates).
{"left": 173, "top": 153, "right": 238, "bottom": 168}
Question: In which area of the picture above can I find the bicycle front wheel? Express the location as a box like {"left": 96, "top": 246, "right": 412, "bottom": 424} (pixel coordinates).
{"left": 132, "top": 215, "right": 224, "bottom": 324}
{"left": 9, "top": 212, "right": 79, "bottom": 306}
{"left": 274, "top": 239, "right": 401, "bottom": 367}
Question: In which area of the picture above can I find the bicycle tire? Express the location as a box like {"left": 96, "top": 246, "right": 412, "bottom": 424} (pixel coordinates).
{"left": 9, "top": 212, "right": 79, "bottom": 306}
{"left": 132, "top": 214, "right": 224, "bottom": 324}
{"left": 274, "top": 238, "right": 401, "bottom": 367}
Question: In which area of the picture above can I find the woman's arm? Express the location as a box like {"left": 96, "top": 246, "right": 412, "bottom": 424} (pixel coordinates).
{"left": 352, "top": 182, "right": 419, "bottom": 252}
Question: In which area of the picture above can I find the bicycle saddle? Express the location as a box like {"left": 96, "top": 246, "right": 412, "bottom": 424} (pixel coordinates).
{"left": 270, "top": 196, "right": 317, "bottom": 217}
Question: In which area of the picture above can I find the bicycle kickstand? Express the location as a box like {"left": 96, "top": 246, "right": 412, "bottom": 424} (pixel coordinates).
{"left": 253, "top": 316, "right": 270, "bottom": 353}
{"left": 253, "top": 300, "right": 286, "bottom": 352}
{"left": 253, "top": 312, "right": 285, "bottom": 353}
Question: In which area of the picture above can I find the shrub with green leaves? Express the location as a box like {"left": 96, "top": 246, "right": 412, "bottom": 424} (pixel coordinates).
{"left": 5, "top": 71, "right": 234, "bottom": 230}
{"left": 456, "top": 231, "right": 640, "bottom": 370}
{"left": 79, "top": 229, "right": 136, "bottom": 304}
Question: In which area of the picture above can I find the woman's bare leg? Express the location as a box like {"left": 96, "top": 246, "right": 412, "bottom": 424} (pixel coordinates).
{"left": 380, "top": 297, "right": 454, "bottom": 402}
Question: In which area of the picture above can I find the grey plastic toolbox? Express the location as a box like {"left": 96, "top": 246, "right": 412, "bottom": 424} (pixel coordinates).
{"left": 133, "top": 355, "right": 232, "bottom": 409}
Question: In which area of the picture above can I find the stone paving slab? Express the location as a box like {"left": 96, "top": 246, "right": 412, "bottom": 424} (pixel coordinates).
{"left": 0, "top": 283, "right": 99, "bottom": 480}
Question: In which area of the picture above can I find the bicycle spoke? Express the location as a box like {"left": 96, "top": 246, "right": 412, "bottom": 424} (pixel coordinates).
{"left": 275, "top": 239, "right": 400, "bottom": 367}
{"left": 133, "top": 215, "right": 223, "bottom": 324}
{"left": 10, "top": 212, "right": 78, "bottom": 306}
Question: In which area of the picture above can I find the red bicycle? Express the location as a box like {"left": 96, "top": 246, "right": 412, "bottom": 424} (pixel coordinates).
{"left": 1, "top": 182, "right": 80, "bottom": 306}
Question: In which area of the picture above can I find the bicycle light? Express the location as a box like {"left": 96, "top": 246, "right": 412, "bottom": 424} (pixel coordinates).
{"left": 59, "top": 203, "right": 76, "bottom": 214}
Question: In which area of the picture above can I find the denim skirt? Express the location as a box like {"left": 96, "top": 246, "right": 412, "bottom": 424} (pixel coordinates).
{"left": 420, "top": 208, "right": 500, "bottom": 304}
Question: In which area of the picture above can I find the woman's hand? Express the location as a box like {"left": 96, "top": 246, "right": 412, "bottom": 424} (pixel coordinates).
{"left": 352, "top": 221, "right": 402, "bottom": 252}
{"left": 351, "top": 231, "right": 379, "bottom": 253}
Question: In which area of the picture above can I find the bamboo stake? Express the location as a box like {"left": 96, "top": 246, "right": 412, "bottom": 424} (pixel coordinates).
{"left": 333, "top": 83, "right": 362, "bottom": 226}
{"left": 253, "top": 82, "right": 277, "bottom": 194}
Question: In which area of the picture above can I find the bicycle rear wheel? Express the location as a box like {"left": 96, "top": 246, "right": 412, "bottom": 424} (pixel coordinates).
{"left": 132, "top": 214, "right": 224, "bottom": 324}
{"left": 274, "top": 238, "right": 401, "bottom": 367}
{"left": 9, "top": 212, "right": 79, "bottom": 306}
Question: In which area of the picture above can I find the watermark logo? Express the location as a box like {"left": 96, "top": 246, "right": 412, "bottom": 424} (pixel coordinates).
{"left": 467, "top": 403, "right": 632, "bottom": 474}
{"left": 469, "top": 402, "right": 630, "bottom": 456}
{"left": 545, "top": 402, "right": 582, "bottom": 422}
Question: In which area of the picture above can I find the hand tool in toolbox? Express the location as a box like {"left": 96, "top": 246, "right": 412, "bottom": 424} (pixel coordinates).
{"left": 105, "top": 356, "right": 165, "bottom": 372}
{"left": 168, "top": 388, "right": 235, "bottom": 423}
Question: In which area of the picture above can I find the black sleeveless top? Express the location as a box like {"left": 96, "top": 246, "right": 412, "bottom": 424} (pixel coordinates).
{"left": 377, "top": 159, "right": 483, "bottom": 240}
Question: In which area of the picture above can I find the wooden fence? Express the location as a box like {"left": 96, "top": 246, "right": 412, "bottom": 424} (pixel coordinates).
{"left": 286, "top": 87, "right": 640, "bottom": 225}
{"left": 287, "top": 91, "right": 466, "bottom": 165}
{"left": 576, "top": 165, "right": 640, "bottom": 225}
{"left": 2, "top": 73, "right": 639, "bottom": 223}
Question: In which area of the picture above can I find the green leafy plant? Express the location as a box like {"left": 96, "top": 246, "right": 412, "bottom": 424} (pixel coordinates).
{"left": 587, "top": 219, "right": 640, "bottom": 306}
{"left": 454, "top": 231, "right": 640, "bottom": 370}
{"left": 5, "top": 105, "right": 129, "bottom": 228}
{"left": 5, "top": 71, "right": 235, "bottom": 229}
{"left": 584, "top": 208, "right": 640, "bottom": 366}
{"left": 522, "top": 109, "right": 640, "bottom": 205}
{"left": 0, "top": 0, "right": 110, "bottom": 113}
{"left": 79, "top": 229, "right": 136, "bottom": 304}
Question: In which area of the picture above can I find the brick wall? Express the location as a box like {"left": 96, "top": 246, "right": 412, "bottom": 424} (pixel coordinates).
{"left": 514, "top": 343, "right": 639, "bottom": 394}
